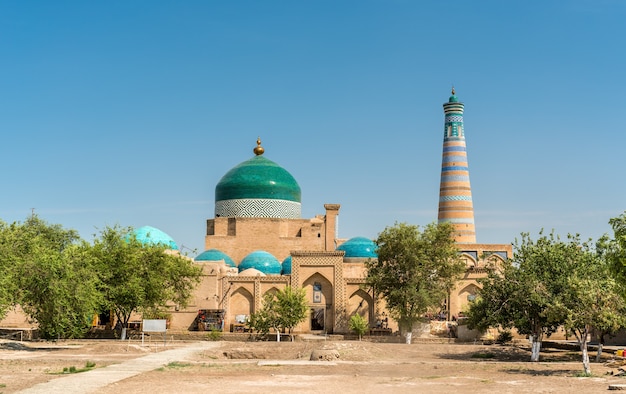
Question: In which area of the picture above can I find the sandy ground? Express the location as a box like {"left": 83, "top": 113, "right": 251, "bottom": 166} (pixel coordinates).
{"left": 1, "top": 338, "right": 626, "bottom": 393}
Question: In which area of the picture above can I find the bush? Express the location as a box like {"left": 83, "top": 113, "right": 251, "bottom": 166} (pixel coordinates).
{"left": 349, "top": 314, "right": 369, "bottom": 340}
{"left": 496, "top": 330, "right": 513, "bottom": 344}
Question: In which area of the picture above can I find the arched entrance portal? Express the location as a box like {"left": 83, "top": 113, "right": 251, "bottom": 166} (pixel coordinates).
{"left": 303, "top": 273, "right": 333, "bottom": 333}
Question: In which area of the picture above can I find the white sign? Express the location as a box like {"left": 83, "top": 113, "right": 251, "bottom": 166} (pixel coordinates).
{"left": 142, "top": 319, "right": 167, "bottom": 333}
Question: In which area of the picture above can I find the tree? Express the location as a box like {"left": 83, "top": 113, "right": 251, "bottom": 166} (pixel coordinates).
{"left": 366, "top": 222, "right": 464, "bottom": 344}
{"left": 467, "top": 231, "right": 625, "bottom": 373}
{"left": 0, "top": 221, "right": 20, "bottom": 320}
{"left": 349, "top": 314, "right": 369, "bottom": 341}
{"left": 247, "top": 286, "right": 308, "bottom": 342}
{"left": 4, "top": 216, "right": 101, "bottom": 339}
{"left": 90, "top": 226, "right": 202, "bottom": 340}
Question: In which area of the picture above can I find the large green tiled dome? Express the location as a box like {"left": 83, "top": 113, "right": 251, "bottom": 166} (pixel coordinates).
{"left": 214, "top": 139, "right": 301, "bottom": 218}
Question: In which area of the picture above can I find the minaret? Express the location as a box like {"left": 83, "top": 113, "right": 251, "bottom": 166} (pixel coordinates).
{"left": 438, "top": 88, "right": 476, "bottom": 243}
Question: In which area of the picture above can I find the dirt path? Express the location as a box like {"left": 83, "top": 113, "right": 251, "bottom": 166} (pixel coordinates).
{"left": 16, "top": 341, "right": 219, "bottom": 394}
{"left": 2, "top": 339, "right": 626, "bottom": 393}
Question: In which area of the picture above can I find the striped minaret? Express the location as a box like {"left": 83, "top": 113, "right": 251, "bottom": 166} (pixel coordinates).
{"left": 438, "top": 88, "right": 476, "bottom": 243}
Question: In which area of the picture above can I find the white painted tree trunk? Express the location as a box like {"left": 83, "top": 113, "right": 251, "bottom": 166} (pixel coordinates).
{"left": 530, "top": 337, "right": 541, "bottom": 362}
{"left": 120, "top": 327, "right": 127, "bottom": 341}
{"left": 577, "top": 328, "right": 591, "bottom": 375}
{"left": 405, "top": 332, "right": 412, "bottom": 344}
{"left": 275, "top": 328, "right": 281, "bottom": 342}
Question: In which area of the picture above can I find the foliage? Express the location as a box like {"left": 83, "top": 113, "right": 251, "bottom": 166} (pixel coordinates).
{"left": 205, "top": 329, "right": 222, "bottom": 341}
{"left": 248, "top": 286, "right": 308, "bottom": 341}
{"left": 6, "top": 216, "right": 102, "bottom": 339}
{"left": 496, "top": 330, "right": 513, "bottom": 344}
{"left": 247, "top": 294, "right": 275, "bottom": 340}
{"left": 608, "top": 212, "right": 626, "bottom": 290}
{"left": 89, "top": 226, "right": 202, "bottom": 336}
{"left": 349, "top": 314, "right": 369, "bottom": 340}
{"left": 366, "top": 222, "right": 464, "bottom": 342}
{"left": 467, "top": 230, "right": 626, "bottom": 374}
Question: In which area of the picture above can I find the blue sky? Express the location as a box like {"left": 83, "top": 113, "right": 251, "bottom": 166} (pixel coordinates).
{"left": 0, "top": 1, "right": 624, "bottom": 255}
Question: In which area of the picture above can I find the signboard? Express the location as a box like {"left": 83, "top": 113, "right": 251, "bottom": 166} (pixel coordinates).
{"left": 142, "top": 319, "right": 167, "bottom": 333}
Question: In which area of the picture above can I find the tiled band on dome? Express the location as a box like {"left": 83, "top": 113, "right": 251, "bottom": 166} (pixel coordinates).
{"left": 438, "top": 90, "right": 476, "bottom": 243}
{"left": 215, "top": 198, "right": 301, "bottom": 219}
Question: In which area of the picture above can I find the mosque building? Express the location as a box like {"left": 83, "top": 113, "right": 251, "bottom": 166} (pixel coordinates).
{"left": 0, "top": 90, "right": 512, "bottom": 337}
{"left": 159, "top": 89, "right": 512, "bottom": 335}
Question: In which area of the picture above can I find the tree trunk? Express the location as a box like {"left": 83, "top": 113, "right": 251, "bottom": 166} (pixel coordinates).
{"left": 577, "top": 328, "right": 591, "bottom": 375}
{"left": 596, "top": 334, "right": 605, "bottom": 363}
{"left": 275, "top": 327, "right": 281, "bottom": 342}
{"left": 405, "top": 331, "right": 412, "bottom": 344}
{"left": 530, "top": 335, "right": 542, "bottom": 362}
{"left": 595, "top": 343, "right": 603, "bottom": 363}
{"left": 581, "top": 340, "right": 591, "bottom": 375}
{"left": 120, "top": 327, "right": 127, "bottom": 341}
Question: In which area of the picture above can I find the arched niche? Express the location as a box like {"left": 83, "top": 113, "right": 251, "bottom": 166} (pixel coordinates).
{"left": 461, "top": 253, "right": 477, "bottom": 268}
{"left": 348, "top": 289, "right": 373, "bottom": 326}
{"left": 229, "top": 286, "right": 253, "bottom": 326}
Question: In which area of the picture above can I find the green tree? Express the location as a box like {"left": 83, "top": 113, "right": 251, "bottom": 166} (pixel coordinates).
{"left": 0, "top": 221, "right": 19, "bottom": 320}
{"left": 349, "top": 314, "right": 369, "bottom": 341}
{"left": 467, "top": 231, "right": 625, "bottom": 373}
{"left": 248, "top": 286, "right": 307, "bottom": 342}
{"left": 90, "top": 226, "right": 202, "bottom": 339}
{"left": 6, "top": 216, "right": 101, "bottom": 339}
{"left": 609, "top": 212, "right": 626, "bottom": 286}
{"left": 247, "top": 293, "right": 278, "bottom": 340}
{"left": 366, "top": 222, "right": 464, "bottom": 344}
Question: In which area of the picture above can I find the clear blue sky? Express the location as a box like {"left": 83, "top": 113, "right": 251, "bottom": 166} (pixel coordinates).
{"left": 1, "top": 1, "right": 624, "bottom": 255}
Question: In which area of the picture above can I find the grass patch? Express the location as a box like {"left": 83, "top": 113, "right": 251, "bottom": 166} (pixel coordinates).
{"left": 51, "top": 361, "right": 97, "bottom": 375}
{"left": 573, "top": 371, "right": 594, "bottom": 378}
{"left": 165, "top": 361, "right": 192, "bottom": 369}
{"left": 471, "top": 352, "right": 496, "bottom": 359}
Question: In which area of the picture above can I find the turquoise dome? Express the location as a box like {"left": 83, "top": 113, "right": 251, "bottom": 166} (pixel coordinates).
{"left": 449, "top": 87, "right": 459, "bottom": 103}
{"left": 129, "top": 226, "right": 179, "bottom": 250}
{"left": 282, "top": 256, "right": 292, "bottom": 275}
{"left": 239, "top": 250, "right": 282, "bottom": 275}
{"left": 337, "top": 237, "right": 378, "bottom": 259}
{"left": 195, "top": 249, "right": 236, "bottom": 267}
{"left": 214, "top": 140, "right": 302, "bottom": 219}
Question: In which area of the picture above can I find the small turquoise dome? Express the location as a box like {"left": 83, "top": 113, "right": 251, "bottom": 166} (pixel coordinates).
{"left": 239, "top": 250, "right": 282, "bottom": 275}
{"left": 214, "top": 139, "right": 302, "bottom": 219}
{"left": 129, "top": 226, "right": 179, "bottom": 250}
{"left": 282, "top": 256, "right": 292, "bottom": 275}
{"left": 337, "top": 237, "right": 378, "bottom": 259}
{"left": 449, "top": 87, "right": 459, "bottom": 103}
{"left": 195, "top": 249, "right": 236, "bottom": 267}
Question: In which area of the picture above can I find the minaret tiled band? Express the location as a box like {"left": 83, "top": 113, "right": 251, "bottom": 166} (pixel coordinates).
{"left": 438, "top": 89, "right": 476, "bottom": 243}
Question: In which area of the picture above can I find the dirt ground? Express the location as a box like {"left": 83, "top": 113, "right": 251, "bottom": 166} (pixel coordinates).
{"left": 1, "top": 338, "right": 626, "bottom": 393}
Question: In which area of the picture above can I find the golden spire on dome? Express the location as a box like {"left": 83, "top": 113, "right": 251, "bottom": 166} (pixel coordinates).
{"left": 253, "top": 137, "right": 265, "bottom": 156}
{"left": 451, "top": 86, "right": 455, "bottom": 95}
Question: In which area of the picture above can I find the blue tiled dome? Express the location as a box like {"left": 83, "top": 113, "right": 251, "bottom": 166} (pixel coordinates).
{"left": 282, "top": 256, "right": 292, "bottom": 275}
{"left": 129, "top": 226, "right": 179, "bottom": 250}
{"left": 239, "top": 250, "right": 282, "bottom": 275}
{"left": 337, "top": 237, "right": 377, "bottom": 259}
{"left": 195, "top": 249, "right": 236, "bottom": 267}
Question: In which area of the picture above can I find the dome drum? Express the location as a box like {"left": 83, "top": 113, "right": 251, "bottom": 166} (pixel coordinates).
{"left": 215, "top": 198, "right": 301, "bottom": 219}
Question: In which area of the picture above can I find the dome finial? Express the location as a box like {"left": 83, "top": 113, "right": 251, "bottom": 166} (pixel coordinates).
{"left": 451, "top": 86, "right": 455, "bottom": 95}
{"left": 253, "top": 137, "right": 265, "bottom": 156}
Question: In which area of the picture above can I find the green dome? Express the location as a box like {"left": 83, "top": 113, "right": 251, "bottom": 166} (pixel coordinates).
{"left": 216, "top": 155, "right": 301, "bottom": 202}
{"left": 214, "top": 140, "right": 302, "bottom": 219}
